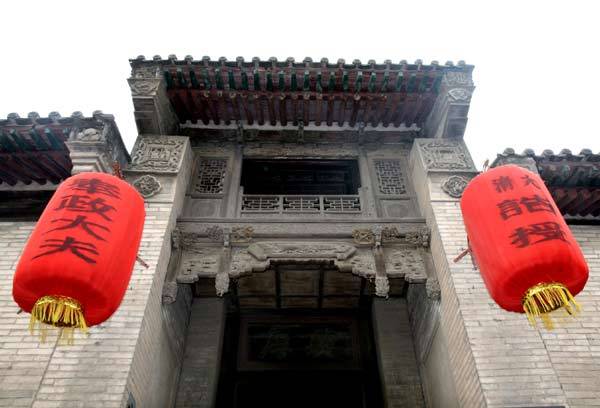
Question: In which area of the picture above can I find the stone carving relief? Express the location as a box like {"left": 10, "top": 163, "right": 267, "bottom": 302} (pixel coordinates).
{"left": 381, "top": 226, "right": 430, "bottom": 247}
{"left": 215, "top": 272, "right": 230, "bottom": 296}
{"left": 426, "top": 278, "right": 441, "bottom": 300}
{"left": 74, "top": 128, "right": 104, "bottom": 142}
{"left": 385, "top": 249, "right": 427, "bottom": 282}
{"left": 405, "top": 227, "right": 431, "bottom": 248}
{"left": 375, "top": 276, "right": 390, "bottom": 298}
{"left": 128, "top": 78, "right": 161, "bottom": 96}
{"left": 243, "top": 143, "right": 359, "bottom": 158}
{"left": 177, "top": 249, "right": 221, "bottom": 284}
{"left": 339, "top": 253, "right": 376, "bottom": 277}
{"left": 162, "top": 282, "right": 178, "bottom": 304}
{"left": 230, "top": 249, "right": 265, "bottom": 277}
{"left": 206, "top": 225, "right": 225, "bottom": 242}
{"left": 418, "top": 140, "right": 474, "bottom": 171}
{"left": 231, "top": 226, "right": 254, "bottom": 244}
{"left": 448, "top": 88, "right": 472, "bottom": 102}
{"left": 352, "top": 229, "right": 375, "bottom": 245}
{"left": 443, "top": 71, "right": 473, "bottom": 87}
{"left": 132, "top": 175, "right": 162, "bottom": 198}
{"left": 441, "top": 175, "right": 469, "bottom": 198}
{"left": 130, "top": 136, "right": 186, "bottom": 173}
{"left": 374, "top": 160, "right": 406, "bottom": 195}
{"left": 194, "top": 158, "right": 228, "bottom": 194}
{"left": 248, "top": 242, "right": 357, "bottom": 262}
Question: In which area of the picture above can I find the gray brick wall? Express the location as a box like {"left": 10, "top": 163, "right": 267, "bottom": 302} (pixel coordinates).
{"left": 410, "top": 139, "right": 600, "bottom": 407}
{"left": 0, "top": 136, "right": 194, "bottom": 408}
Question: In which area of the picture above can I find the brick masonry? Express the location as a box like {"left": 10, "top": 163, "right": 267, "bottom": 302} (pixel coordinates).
{"left": 410, "top": 139, "right": 600, "bottom": 407}
{"left": 0, "top": 135, "right": 194, "bottom": 408}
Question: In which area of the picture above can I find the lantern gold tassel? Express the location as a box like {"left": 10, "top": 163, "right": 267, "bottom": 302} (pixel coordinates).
{"left": 522, "top": 282, "right": 580, "bottom": 330}
{"left": 29, "top": 295, "right": 88, "bottom": 344}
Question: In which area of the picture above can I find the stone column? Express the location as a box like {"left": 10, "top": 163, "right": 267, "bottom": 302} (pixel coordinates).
{"left": 372, "top": 299, "right": 425, "bottom": 407}
{"left": 175, "top": 299, "right": 226, "bottom": 408}
{"left": 128, "top": 68, "right": 179, "bottom": 135}
{"left": 424, "top": 69, "right": 475, "bottom": 139}
{"left": 409, "top": 138, "right": 568, "bottom": 407}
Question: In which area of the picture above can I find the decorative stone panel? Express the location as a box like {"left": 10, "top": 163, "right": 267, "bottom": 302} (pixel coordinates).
{"left": 416, "top": 139, "right": 475, "bottom": 171}
{"left": 129, "top": 136, "right": 187, "bottom": 173}
{"left": 374, "top": 159, "right": 407, "bottom": 195}
{"left": 193, "top": 158, "right": 228, "bottom": 194}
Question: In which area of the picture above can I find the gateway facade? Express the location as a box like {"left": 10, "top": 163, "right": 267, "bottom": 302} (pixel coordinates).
{"left": 0, "top": 56, "right": 599, "bottom": 408}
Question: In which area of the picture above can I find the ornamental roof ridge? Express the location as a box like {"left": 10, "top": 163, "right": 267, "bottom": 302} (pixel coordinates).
{"left": 496, "top": 147, "right": 600, "bottom": 163}
{"left": 130, "top": 55, "right": 474, "bottom": 72}
{"left": 0, "top": 111, "right": 116, "bottom": 127}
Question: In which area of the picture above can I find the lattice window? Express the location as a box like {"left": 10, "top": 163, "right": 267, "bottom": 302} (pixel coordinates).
{"left": 194, "top": 159, "right": 227, "bottom": 194}
{"left": 374, "top": 160, "right": 406, "bottom": 195}
{"left": 323, "top": 196, "right": 361, "bottom": 212}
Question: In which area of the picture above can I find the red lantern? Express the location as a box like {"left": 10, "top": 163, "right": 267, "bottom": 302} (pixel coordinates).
{"left": 12, "top": 172, "right": 145, "bottom": 338}
{"left": 460, "top": 165, "right": 588, "bottom": 328}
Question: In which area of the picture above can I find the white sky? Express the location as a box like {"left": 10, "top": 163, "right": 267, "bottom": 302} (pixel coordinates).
{"left": 1, "top": 0, "right": 599, "bottom": 168}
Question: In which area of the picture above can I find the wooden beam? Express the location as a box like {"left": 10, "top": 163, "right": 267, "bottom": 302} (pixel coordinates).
{"left": 315, "top": 93, "right": 323, "bottom": 126}
{"left": 279, "top": 94, "right": 287, "bottom": 126}
{"left": 241, "top": 94, "right": 253, "bottom": 125}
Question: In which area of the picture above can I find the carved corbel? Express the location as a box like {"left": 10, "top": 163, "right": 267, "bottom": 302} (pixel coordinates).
{"left": 352, "top": 228, "right": 375, "bottom": 246}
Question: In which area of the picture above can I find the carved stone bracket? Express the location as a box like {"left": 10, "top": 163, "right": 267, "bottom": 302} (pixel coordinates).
{"left": 177, "top": 248, "right": 222, "bottom": 284}
{"left": 352, "top": 229, "right": 375, "bottom": 246}
{"left": 231, "top": 226, "right": 253, "bottom": 244}
{"left": 381, "top": 226, "right": 430, "bottom": 248}
{"left": 129, "top": 136, "right": 187, "bottom": 173}
{"left": 162, "top": 282, "right": 178, "bottom": 304}
{"left": 426, "top": 278, "right": 441, "bottom": 300}
{"left": 441, "top": 175, "right": 470, "bottom": 198}
{"left": 385, "top": 248, "right": 427, "bottom": 283}
{"left": 132, "top": 174, "right": 162, "bottom": 198}
{"left": 375, "top": 276, "right": 390, "bottom": 298}
{"left": 227, "top": 242, "right": 376, "bottom": 286}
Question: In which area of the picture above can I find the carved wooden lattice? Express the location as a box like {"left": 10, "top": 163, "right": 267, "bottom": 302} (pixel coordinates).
{"left": 374, "top": 160, "right": 406, "bottom": 195}
{"left": 194, "top": 159, "right": 227, "bottom": 194}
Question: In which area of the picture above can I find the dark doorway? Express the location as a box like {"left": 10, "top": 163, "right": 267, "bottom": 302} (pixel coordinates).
{"left": 216, "top": 306, "right": 382, "bottom": 408}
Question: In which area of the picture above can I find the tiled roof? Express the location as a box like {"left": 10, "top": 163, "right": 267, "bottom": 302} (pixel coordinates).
{"left": 130, "top": 56, "right": 473, "bottom": 129}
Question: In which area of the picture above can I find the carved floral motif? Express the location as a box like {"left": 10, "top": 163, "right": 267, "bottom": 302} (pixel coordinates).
{"left": 441, "top": 176, "right": 469, "bottom": 198}
{"left": 231, "top": 226, "right": 254, "bottom": 243}
{"left": 132, "top": 175, "right": 162, "bottom": 198}
{"left": 352, "top": 229, "right": 375, "bottom": 245}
